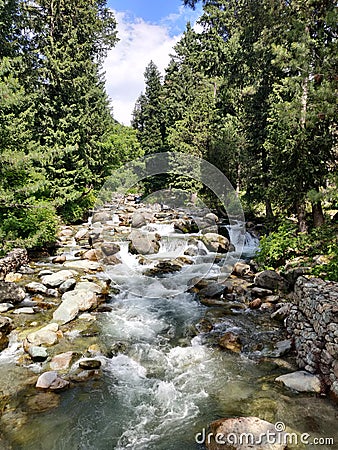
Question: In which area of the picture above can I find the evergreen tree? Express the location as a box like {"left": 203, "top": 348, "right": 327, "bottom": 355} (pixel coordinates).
{"left": 27, "top": 0, "right": 118, "bottom": 222}
{"left": 132, "top": 61, "right": 166, "bottom": 155}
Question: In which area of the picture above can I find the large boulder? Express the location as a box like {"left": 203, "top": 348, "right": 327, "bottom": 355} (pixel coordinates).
{"left": 201, "top": 233, "right": 230, "bottom": 253}
{"left": 40, "top": 270, "right": 75, "bottom": 288}
{"left": 254, "top": 270, "right": 288, "bottom": 291}
{"left": 204, "top": 417, "right": 287, "bottom": 450}
{"left": 128, "top": 230, "right": 161, "bottom": 255}
{"left": 0, "top": 281, "right": 26, "bottom": 304}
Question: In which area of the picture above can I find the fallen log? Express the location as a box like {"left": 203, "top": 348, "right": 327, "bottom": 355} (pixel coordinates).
{"left": 0, "top": 248, "right": 29, "bottom": 280}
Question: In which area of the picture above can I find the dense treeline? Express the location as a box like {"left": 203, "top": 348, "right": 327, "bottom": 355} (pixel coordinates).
{"left": 132, "top": 0, "right": 337, "bottom": 233}
{"left": 0, "top": 0, "right": 142, "bottom": 253}
{"left": 0, "top": 0, "right": 337, "bottom": 271}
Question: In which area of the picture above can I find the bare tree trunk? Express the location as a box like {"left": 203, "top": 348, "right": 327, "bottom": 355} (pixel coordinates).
{"left": 296, "top": 203, "right": 308, "bottom": 233}
{"left": 312, "top": 201, "right": 325, "bottom": 227}
{"left": 265, "top": 199, "right": 274, "bottom": 219}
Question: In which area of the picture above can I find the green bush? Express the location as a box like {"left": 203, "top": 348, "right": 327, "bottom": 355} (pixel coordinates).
{"left": 256, "top": 219, "right": 338, "bottom": 281}
{"left": 59, "top": 191, "right": 96, "bottom": 224}
{"left": 0, "top": 201, "right": 59, "bottom": 253}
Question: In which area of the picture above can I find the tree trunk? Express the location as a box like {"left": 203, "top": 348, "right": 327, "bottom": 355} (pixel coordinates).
{"left": 296, "top": 203, "right": 308, "bottom": 233}
{"left": 312, "top": 201, "right": 325, "bottom": 227}
{"left": 265, "top": 199, "right": 274, "bottom": 219}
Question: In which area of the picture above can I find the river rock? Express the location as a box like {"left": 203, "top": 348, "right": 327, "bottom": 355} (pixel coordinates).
{"left": 103, "top": 255, "right": 122, "bottom": 265}
{"left": 144, "top": 260, "right": 182, "bottom": 276}
{"left": 201, "top": 233, "right": 229, "bottom": 253}
{"left": 59, "top": 278, "right": 76, "bottom": 294}
{"left": 53, "top": 290, "right": 97, "bottom": 324}
{"left": 232, "top": 262, "right": 251, "bottom": 277}
{"left": 0, "top": 316, "right": 13, "bottom": 351}
{"left": 219, "top": 332, "right": 242, "bottom": 353}
{"left": 62, "top": 260, "right": 101, "bottom": 272}
{"left": 275, "top": 370, "right": 321, "bottom": 393}
{"left": 36, "top": 371, "right": 69, "bottom": 390}
{"left": 26, "top": 323, "right": 59, "bottom": 346}
{"left": 0, "top": 281, "right": 26, "bottom": 304}
{"left": 79, "top": 359, "right": 101, "bottom": 370}
{"left": 50, "top": 352, "right": 74, "bottom": 371}
{"left": 0, "top": 303, "right": 13, "bottom": 313}
{"left": 274, "top": 339, "right": 292, "bottom": 357}
{"left": 13, "top": 307, "right": 35, "bottom": 314}
{"left": 52, "top": 255, "right": 66, "bottom": 264}
{"left": 205, "top": 416, "right": 287, "bottom": 450}
{"left": 28, "top": 346, "right": 48, "bottom": 361}
{"left": 101, "top": 243, "right": 120, "bottom": 256}
{"left": 75, "top": 281, "right": 103, "bottom": 294}
{"left": 131, "top": 210, "right": 152, "bottom": 228}
{"left": 75, "top": 228, "right": 89, "bottom": 242}
{"left": 26, "top": 392, "right": 60, "bottom": 412}
{"left": 249, "top": 298, "right": 262, "bottom": 309}
{"left": 4, "top": 272, "right": 23, "bottom": 282}
{"left": 82, "top": 249, "right": 98, "bottom": 261}
{"left": 128, "top": 230, "right": 161, "bottom": 255}
{"left": 198, "top": 282, "right": 226, "bottom": 299}
{"left": 25, "top": 282, "right": 48, "bottom": 295}
{"left": 254, "top": 270, "right": 288, "bottom": 291}
{"left": 251, "top": 287, "right": 273, "bottom": 297}
{"left": 41, "top": 270, "right": 75, "bottom": 288}
{"left": 92, "top": 211, "right": 111, "bottom": 223}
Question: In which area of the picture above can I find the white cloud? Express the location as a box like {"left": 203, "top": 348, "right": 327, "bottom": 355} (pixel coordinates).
{"left": 103, "top": 11, "right": 181, "bottom": 126}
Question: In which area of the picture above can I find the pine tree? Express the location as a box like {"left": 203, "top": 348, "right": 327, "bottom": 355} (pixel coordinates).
{"left": 27, "top": 0, "right": 118, "bottom": 222}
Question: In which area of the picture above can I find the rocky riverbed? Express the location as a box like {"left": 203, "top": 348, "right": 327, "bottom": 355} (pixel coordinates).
{"left": 0, "top": 195, "right": 337, "bottom": 449}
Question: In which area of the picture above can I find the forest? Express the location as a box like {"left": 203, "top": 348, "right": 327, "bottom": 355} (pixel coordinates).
{"left": 0, "top": 0, "right": 337, "bottom": 278}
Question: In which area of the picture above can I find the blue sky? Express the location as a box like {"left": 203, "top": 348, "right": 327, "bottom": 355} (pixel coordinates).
{"left": 107, "top": 0, "right": 191, "bottom": 31}
{"left": 104, "top": 1, "right": 202, "bottom": 124}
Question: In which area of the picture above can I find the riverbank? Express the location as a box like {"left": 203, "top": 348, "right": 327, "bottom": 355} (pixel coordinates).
{"left": 0, "top": 196, "right": 337, "bottom": 449}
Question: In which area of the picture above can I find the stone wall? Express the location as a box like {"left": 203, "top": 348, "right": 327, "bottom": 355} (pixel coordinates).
{"left": 0, "top": 248, "right": 29, "bottom": 281}
{"left": 286, "top": 276, "right": 338, "bottom": 399}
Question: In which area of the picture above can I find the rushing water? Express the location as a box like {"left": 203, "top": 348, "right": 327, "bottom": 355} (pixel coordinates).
{"left": 1, "top": 222, "right": 337, "bottom": 450}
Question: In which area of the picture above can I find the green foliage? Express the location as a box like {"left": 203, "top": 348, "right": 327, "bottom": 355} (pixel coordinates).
{"left": 0, "top": 202, "right": 59, "bottom": 253}
{"left": 257, "top": 219, "right": 338, "bottom": 280}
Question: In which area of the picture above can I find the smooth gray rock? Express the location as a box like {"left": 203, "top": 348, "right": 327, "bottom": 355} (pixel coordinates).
{"left": 53, "top": 290, "right": 97, "bottom": 324}
{"left": 13, "top": 307, "right": 35, "bottom": 314}
{"left": 128, "top": 230, "right": 161, "bottom": 255}
{"left": 59, "top": 278, "right": 76, "bottom": 294}
{"left": 26, "top": 324, "right": 59, "bottom": 346}
{"left": 25, "top": 282, "right": 48, "bottom": 295}
{"left": 275, "top": 370, "right": 321, "bottom": 393}
{"left": 36, "top": 371, "right": 69, "bottom": 390}
{"left": 28, "top": 346, "right": 48, "bottom": 361}
{"left": 41, "top": 270, "right": 75, "bottom": 288}
{"left": 0, "top": 303, "right": 13, "bottom": 313}
{"left": 62, "top": 260, "right": 101, "bottom": 271}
